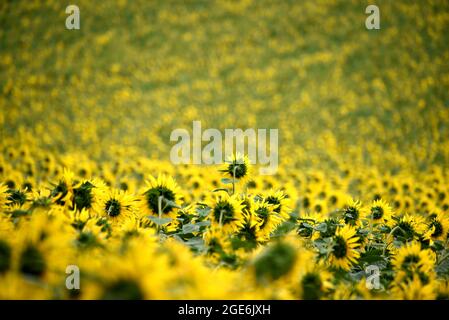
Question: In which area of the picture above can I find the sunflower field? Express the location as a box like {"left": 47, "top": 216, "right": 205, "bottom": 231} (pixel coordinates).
{"left": 1, "top": 0, "right": 449, "bottom": 300}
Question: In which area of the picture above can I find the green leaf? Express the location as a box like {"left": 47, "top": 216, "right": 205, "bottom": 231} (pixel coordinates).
{"left": 182, "top": 223, "right": 200, "bottom": 234}
{"left": 148, "top": 216, "right": 172, "bottom": 225}
{"left": 221, "top": 178, "right": 234, "bottom": 184}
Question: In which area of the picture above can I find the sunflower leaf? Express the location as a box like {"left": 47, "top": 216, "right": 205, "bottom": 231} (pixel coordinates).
{"left": 148, "top": 216, "right": 172, "bottom": 225}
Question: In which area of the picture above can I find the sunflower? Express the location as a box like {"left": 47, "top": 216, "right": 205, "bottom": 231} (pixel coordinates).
{"left": 253, "top": 200, "right": 284, "bottom": 242}
{"left": 328, "top": 225, "right": 360, "bottom": 271}
{"left": 209, "top": 192, "right": 245, "bottom": 234}
{"left": 390, "top": 274, "right": 437, "bottom": 300}
{"left": 389, "top": 213, "right": 427, "bottom": 242}
{"left": 219, "top": 153, "right": 252, "bottom": 185}
{"left": 294, "top": 259, "right": 332, "bottom": 300}
{"left": 263, "top": 189, "right": 291, "bottom": 220}
{"left": 391, "top": 241, "right": 436, "bottom": 281}
{"left": 423, "top": 209, "right": 449, "bottom": 243}
{"left": 203, "top": 225, "right": 232, "bottom": 262}
{"left": 94, "top": 188, "right": 136, "bottom": 227}
{"left": 139, "top": 174, "right": 182, "bottom": 220}
{"left": 11, "top": 213, "right": 75, "bottom": 284}
{"left": 368, "top": 199, "right": 393, "bottom": 225}
{"left": 71, "top": 178, "right": 106, "bottom": 211}
{"left": 50, "top": 168, "right": 75, "bottom": 207}
{"left": 341, "top": 198, "right": 366, "bottom": 227}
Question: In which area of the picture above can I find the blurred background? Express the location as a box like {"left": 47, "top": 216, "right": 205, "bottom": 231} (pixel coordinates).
{"left": 1, "top": 0, "right": 449, "bottom": 182}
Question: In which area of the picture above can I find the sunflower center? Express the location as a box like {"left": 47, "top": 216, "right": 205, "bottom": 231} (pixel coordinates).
{"left": 51, "top": 181, "right": 69, "bottom": 205}
{"left": 343, "top": 206, "right": 359, "bottom": 224}
{"left": 430, "top": 220, "right": 443, "bottom": 238}
{"left": 102, "top": 279, "right": 144, "bottom": 300}
{"left": 256, "top": 207, "right": 270, "bottom": 229}
{"left": 333, "top": 236, "right": 347, "bottom": 259}
{"left": 73, "top": 181, "right": 94, "bottom": 210}
{"left": 301, "top": 273, "right": 323, "bottom": 300}
{"left": 394, "top": 221, "right": 414, "bottom": 240}
{"left": 19, "top": 245, "right": 46, "bottom": 277}
{"left": 371, "top": 206, "right": 384, "bottom": 220}
{"left": 254, "top": 242, "right": 297, "bottom": 282}
{"left": 0, "top": 240, "right": 12, "bottom": 274}
{"left": 266, "top": 196, "right": 281, "bottom": 214}
{"left": 402, "top": 254, "right": 420, "bottom": 270}
{"left": 105, "top": 199, "right": 121, "bottom": 217}
{"left": 6, "top": 189, "right": 27, "bottom": 206}
{"left": 145, "top": 186, "right": 176, "bottom": 214}
{"left": 213, "top": 201, "right": 235, "bottom": 225}
{"left": 228, "top": 161, "right": 247, "bottom": 179}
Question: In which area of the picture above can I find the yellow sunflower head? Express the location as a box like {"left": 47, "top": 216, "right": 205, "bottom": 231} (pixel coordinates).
{"left": 139, "top": 174, "right": 182, "bottom": 219}
{"left": 263, "top": 189, "right": 291, "bottom": 220}
{"left": 423, "top": 209, "right": 449, "bottom": 242}
{"left": 368, "top": 199, "right": 393, "bottom": 224}
{"left": 329, "top": 225, "right": 360, "bottom": 271}
{"left": 210, "top": 192, "right": 244, "bottom": 234}
{"left": 219, "top": 153, "right": 252, "bottom": 184}
{"left": 94, "top": 188, "right": 136, "bottom": 227}
{"left": 391, "top": 241, "right": 436, "bottom": 280}
{"left": 341, "top": 198, "right": 366, "bottom": 227}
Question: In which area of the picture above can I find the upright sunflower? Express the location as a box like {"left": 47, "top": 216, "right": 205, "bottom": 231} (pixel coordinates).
{"left": 94, "top": 188, "right": 136, "bottom": 226}
{"left": 219, "top": 153, "right": 252, "bottom": 185}
{"left": 329, "top": 225, "right": 360, "bottom": 271}
{"left": 368, "top": 199, "right": 393, "bottom": 225}
{"left": 139, "top": 175, "right": 182, "bottom": 219}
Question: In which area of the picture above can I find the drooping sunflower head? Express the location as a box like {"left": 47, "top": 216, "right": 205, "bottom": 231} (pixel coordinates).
{"left": 71, "top": 178, "right": 106, "bottom": 211}
{"left": 263, "top": 189, "right": 291, "bottom": 220}
{"left": 50, "top": 168, "right": 75, "bottom": 207}
{"left": 210, "top": 192, "right": 244, "bottom": 234}
{"left": 220, "top": 153, "right": 252, "bottom": 184}
{"left": 139, "top": 174, "right": 182, "bottom": 218}
{"left": 423, "top": 209, "right": 449, "bottom": 242}
{"left": 391, "top": 214, "right": 427, "bottom": 243}
{"left": 369, "top": 199, "right": 393, "bottom": 224}
{"left": 341, "top": 198, "right": 365, "bottom": 227}
{"left": 329, "top": 225, "right": 360, "bottom": 271}
{"left": 253, "top": 200, "right": 283, "bottom": 242}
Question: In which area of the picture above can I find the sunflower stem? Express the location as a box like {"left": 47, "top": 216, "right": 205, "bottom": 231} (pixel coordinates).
{"left": 232, "top": 165, "right": 237, "bottom": 195}
{"left": 158, "top": 195, "right": 163, "bottom": 233}
{"left": 219, "top": 209, "right": 225, "bottom": 227}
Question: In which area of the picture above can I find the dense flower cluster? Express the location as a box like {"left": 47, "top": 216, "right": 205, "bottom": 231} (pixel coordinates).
{"left": 1, "top": 0, "right": 449, "bottom": 299}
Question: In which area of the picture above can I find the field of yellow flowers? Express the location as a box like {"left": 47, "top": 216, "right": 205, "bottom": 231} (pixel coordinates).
{"left": 1, "top": 0, "right": 449, "bottom": 300}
